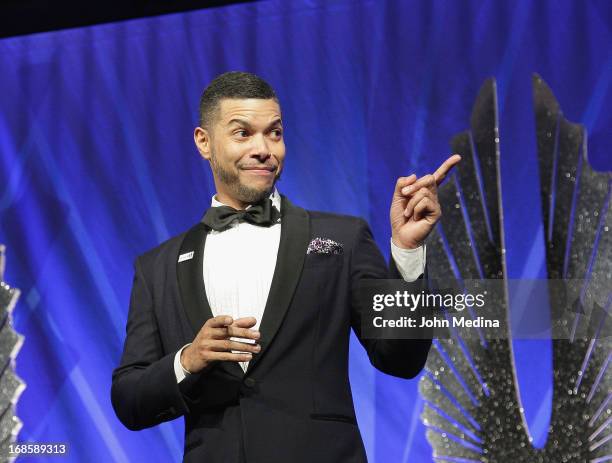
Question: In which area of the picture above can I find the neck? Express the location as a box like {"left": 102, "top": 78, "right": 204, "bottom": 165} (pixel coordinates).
{"left": 215, "top": 192, "right": 251, "bottom": 210}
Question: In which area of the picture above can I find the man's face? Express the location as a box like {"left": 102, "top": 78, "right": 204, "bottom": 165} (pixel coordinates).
{"left": 194, "top": 98, "right": 285, "bottom": 207}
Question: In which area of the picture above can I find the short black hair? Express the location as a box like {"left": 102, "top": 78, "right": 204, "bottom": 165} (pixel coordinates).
{"left": 198, "top": 71, "right": 278, "bottom": 129}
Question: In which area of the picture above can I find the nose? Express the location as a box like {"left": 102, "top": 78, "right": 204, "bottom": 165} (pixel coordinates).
{"left": 250, "top": 133, "right": 271, "bottom": 159}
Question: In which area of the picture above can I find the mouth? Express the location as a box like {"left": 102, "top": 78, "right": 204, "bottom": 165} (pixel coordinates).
{"left": 241, "top": 166, "right": 277, "bottom": 176}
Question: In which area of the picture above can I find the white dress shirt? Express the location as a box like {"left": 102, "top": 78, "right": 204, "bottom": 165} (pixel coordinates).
{"left": 174, "top": 189, "right": 426, "bottom": 381}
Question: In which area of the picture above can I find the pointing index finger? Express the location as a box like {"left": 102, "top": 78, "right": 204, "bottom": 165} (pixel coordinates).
{"left": 433, "top": 154, "right": 462, "bottom": 185}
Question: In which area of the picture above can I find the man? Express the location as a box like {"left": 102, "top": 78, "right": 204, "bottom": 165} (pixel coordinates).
{"left": 111, "top": 71, "right": 460, "bottom": 462}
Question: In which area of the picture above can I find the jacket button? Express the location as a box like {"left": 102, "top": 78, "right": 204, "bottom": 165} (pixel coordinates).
{"left": 244, "top": 377, "right": 256, "bottom": 388}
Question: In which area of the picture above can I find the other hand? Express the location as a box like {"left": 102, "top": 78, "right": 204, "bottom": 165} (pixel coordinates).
{"left": 180, "top": 315, "right": 261, "bottom": 374}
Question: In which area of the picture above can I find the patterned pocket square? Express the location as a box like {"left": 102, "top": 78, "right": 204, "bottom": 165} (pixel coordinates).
{"left": 307, "top": 237, "right": 344, "bottom": 255}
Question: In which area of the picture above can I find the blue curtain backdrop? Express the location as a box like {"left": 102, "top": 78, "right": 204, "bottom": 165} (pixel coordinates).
{"left": 1, "top": 0, "right": 611, "bottom": 461}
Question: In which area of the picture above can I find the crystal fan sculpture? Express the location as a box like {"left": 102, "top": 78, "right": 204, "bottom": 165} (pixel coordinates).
{"left": 419, "top": 75, "right": 611, "bottom": 462}
{"left": 0, "top": 245, "right": 25, "bottom": 461}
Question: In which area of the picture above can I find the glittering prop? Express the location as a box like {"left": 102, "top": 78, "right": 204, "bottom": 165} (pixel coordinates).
{"left": 0, "top": 245, "right": 25, "bottom": 461}
{"left": 306, "top": 237, "right": 344, "bottom": 255}
{"left": 419, "top": 76, "right": 611, "bottom": 462}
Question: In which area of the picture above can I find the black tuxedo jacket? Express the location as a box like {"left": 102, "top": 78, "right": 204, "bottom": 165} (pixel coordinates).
{"left": 111, "top": 196, "right": 431, "bottom": 463}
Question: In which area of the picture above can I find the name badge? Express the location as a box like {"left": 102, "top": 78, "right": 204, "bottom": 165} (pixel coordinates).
{"left": 178, "top": 251, "right": 194, "bottom": 263}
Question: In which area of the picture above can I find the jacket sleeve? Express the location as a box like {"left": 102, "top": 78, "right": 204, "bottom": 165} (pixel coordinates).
{"left": 349, "top": 219, "right": 432, "bottom": 379}
{"left": 111, "top": 256, "right": 190, "bottom": 431}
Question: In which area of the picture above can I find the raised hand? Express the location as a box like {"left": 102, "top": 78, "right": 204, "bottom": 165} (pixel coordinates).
{"left": 180, "top": 315, "right": 261, "bottom": 374}
{"left": 390, "top": 154, "right": 461, "bottom": 249}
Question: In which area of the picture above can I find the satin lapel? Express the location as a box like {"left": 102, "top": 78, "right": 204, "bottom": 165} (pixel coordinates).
{"left": 177, "top": 223, "right": 213, "bottom": 335}
{"left": 246, "top": 196, "right": 310, "bottom": 374}
{"left": 177, "top": 222, "right": 244, "bottom": 378}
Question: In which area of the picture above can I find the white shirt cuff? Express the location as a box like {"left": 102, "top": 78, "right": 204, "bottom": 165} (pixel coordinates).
{"left": 174, "top": 343, "right": 192, "bottom": 383}
{"left": 390, "top": 239, "right": 426, "bottom": 282}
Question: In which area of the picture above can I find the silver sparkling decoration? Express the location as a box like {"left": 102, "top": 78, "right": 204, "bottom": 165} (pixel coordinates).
{"left": 306, "top": 237, "right": 344, "bottom": 255}
{"left": 419, "top": 76, "right": 611, "bottom": 462}
{"left": 0, "top": 245, "right": 25, "bottom": 462}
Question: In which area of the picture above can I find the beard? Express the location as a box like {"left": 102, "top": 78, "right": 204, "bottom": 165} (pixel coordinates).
{"left": 210, "top": 150, "right": 280, "bottom": 204}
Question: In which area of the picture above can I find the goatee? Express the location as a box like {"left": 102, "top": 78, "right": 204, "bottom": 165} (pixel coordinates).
{"left": 210, "top": 152, "right": 278, "bottom": 205}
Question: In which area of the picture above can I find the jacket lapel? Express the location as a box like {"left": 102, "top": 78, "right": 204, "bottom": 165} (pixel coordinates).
{"left": 246, "top": 195, "right": 310, "bottom": 374}
{"left": 177, "top": 222, "right": 213, "bottom": 335}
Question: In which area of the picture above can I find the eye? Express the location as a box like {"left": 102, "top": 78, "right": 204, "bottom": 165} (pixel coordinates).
{"left": 234, "top": 129, "right": 249, "bottom": 138}
{"left": 270, "top": 129, "right": 283, "bottom": 138}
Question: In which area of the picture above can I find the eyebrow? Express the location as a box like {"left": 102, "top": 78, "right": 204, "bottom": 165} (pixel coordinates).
{"left": 226, "top": 118, "right": 283, "bottom": 130}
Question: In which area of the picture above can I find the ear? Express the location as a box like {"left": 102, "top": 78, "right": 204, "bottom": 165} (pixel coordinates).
{"left": 194, "top": 126, "right": 212, "bottom": 161}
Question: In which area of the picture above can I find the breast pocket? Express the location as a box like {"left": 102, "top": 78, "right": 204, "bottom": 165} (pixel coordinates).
{"left": 297, "top": 253, "right": 346, "bottom": 303}
{"left": 304, "top": 253, "right": 344, "bottom": 268}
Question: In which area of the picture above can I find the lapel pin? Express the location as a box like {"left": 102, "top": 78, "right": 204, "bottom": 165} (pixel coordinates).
{"left": 178, "top": 251, "right": 195, "bottom": 263}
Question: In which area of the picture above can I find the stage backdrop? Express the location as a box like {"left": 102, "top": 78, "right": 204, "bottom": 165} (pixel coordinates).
{"left": 1, "top": 0, "right": 610, "bottom": 461}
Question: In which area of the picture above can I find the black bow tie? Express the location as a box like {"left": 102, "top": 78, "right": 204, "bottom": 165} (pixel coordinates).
{"left": 202, "top": 198, "right": 281, "bottom": 232}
